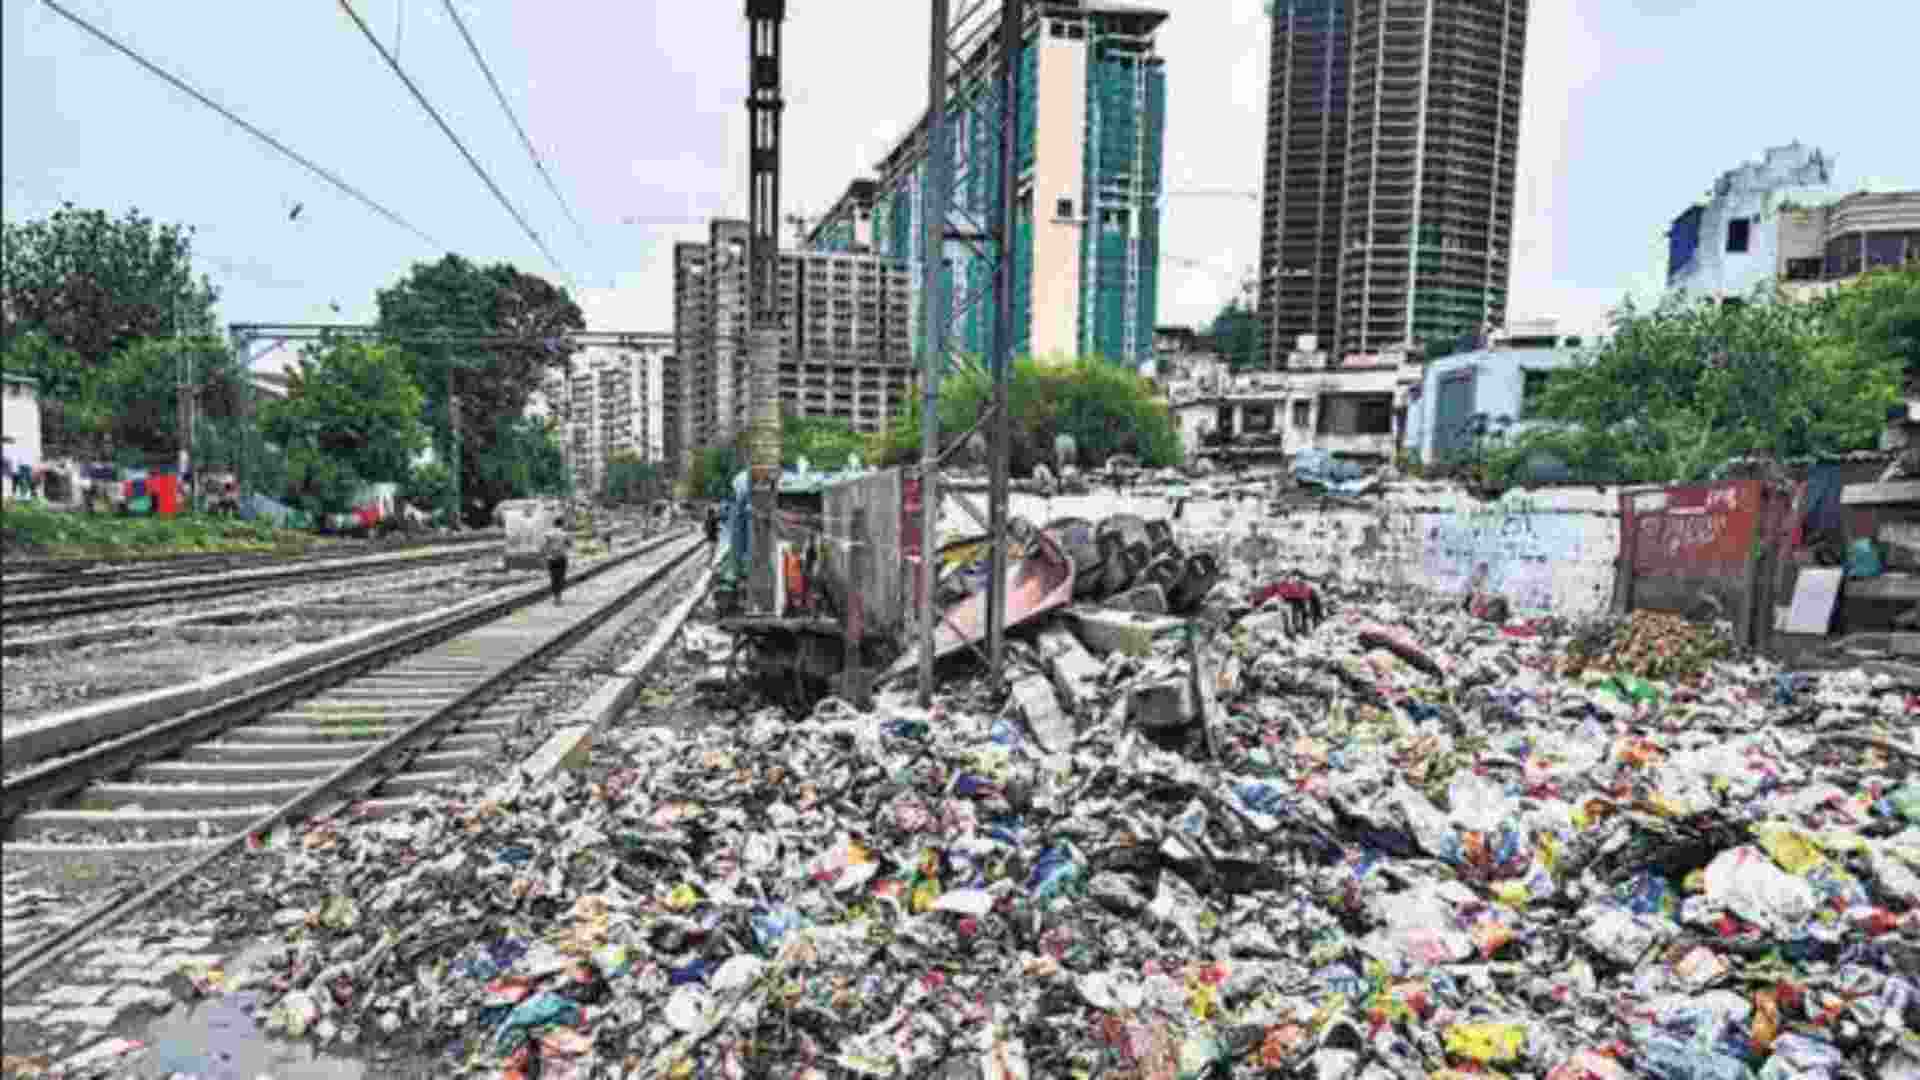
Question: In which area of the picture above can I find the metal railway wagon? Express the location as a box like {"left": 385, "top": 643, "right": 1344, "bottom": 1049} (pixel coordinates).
{"left": 497, "top": 498, "right": 568, "bottom": 571}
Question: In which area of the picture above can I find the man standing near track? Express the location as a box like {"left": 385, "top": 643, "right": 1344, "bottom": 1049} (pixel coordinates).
{"left": 545, "top": 521, "right": 572, "bottom": 606}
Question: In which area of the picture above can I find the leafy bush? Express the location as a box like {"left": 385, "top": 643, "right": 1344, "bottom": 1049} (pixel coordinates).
{"left": 783, "top": 413, "right": 868, "bottom": 471}
{"left": 1, "top": 501, "right": 301, "bottom": 555}
{"left": 876, "top": 354, "right": 1181, "bottom": 472}
{"left": 1490, "top": 272, "right": 1915, "bottom": 487}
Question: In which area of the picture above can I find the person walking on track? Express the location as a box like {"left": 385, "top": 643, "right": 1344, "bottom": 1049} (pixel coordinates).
{"left": 545, "top": 522, "right": 572, "bottom": 606}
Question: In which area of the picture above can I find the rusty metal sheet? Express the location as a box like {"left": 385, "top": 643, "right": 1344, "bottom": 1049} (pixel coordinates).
{"left": 1618, "top": 479, "right": 1785, "bottom": 644}
{"left": 885, "top": 531, "right": 1077, "bottom": 678}
{"left": 902, "top": 470, "right": 925, "bottom": 627}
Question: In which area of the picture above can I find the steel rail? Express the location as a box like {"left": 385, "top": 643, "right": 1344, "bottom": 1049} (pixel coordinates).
{"left": 0, "top": 546, "right": 499, "bottom": 625}
{"left": 0, "top": 533, "right": 502, "bottom": 597}
{"left": 0, "top": 530, "right": 707, "bottom": 994}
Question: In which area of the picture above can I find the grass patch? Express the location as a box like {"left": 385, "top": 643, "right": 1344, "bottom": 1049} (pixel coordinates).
{"left": 0, "top": 500, "right": 311, "bottom": 557}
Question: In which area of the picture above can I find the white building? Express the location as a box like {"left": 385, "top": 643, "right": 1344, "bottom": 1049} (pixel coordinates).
{"left": 1403, "top": 320, "right": 1584, "bottom": 465}
{"left": 1169, "top": 334, "right": 1422, "bottom": 463}
{"left": 1666, "top": 142, "right": 1833, "bottom": 301}
{"left": 2, "top": 373, "right": 42, "bottom": 498}
{"left": 540, "top": 343, "right": 670, "bottom": 495}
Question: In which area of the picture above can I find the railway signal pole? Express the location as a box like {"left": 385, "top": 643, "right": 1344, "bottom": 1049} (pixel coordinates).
{"left": 745, "top": 0, "right": 787, "bottom": 613}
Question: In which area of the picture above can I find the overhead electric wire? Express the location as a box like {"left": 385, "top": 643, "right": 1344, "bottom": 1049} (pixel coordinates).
{"left": 39, "top": 0, "right": 441, "bottom": 250}
{"left": 439, "top": 0, "right": 594, "bottom": 261}
{"left": 336, "top": 0, "right": 571, "bottom": 282}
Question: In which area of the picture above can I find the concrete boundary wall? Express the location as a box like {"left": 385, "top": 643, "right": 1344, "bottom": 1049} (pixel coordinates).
{"left": 934, "top": 485, "right": 1622, "bottom": 618}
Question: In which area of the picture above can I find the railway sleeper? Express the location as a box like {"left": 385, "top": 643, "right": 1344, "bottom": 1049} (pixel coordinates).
{"left": 67, "top": 767, "right": 467, "bottom": 812}
{"left": 128, "top": 749, "right": 485, "bottom": 784}
{"left": 177, "top": 732, "right": 500, "bottom": 764}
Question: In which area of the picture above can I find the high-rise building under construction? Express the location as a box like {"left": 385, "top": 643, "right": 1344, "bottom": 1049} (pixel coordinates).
{"left": 810, "top": 0, "right": 1167, "bottom": 370}
{"left": 1259, "top": 0, "right": 1528, "bottom": 363}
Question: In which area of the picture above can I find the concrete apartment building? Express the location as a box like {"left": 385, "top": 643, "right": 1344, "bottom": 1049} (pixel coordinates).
{"left": 673, "top": 218, "right": 915, "bottom": 465}
{"left": 1665, "top": 142, "right": 1836, "bottom": 300}
{"left": 541, "top": 343, "right": 670, "bottom": 495}
{"left": 1258, "top": 0, "right": 1529, "bottom": 362}
{"left": 1664, "top": 143, "right": 1918, "bottom": 302}
{"left": 808, "top": 0, "right": 1167, "bottom": 370}
{"left": 1774, "top": 190, "right": 1920, "bottom": 299}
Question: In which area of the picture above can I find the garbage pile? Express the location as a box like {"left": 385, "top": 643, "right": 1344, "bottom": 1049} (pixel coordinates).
{"left": 1559, "top": 609, "right": 1736, "bottom": 682}
{"left": 103, "top": 565, "right": 1912, "bottom": 1080}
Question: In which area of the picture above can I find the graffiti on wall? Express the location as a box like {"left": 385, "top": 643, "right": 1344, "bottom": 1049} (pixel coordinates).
{"left": 1419, "top": 499, "right": 1603, "bottom": 612}
{"left": 1633, "top": 484, "right": 1742, "bottom": 560}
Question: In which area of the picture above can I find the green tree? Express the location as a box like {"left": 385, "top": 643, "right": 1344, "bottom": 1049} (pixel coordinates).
{"left": 2, "top": 330, "right": 102, "bottom": 453}
{"left": 404, "top": 461, "right": 453, "bottom": 517}
{"left": 473, "top": 414, "right": 567, "bottom": 509}
{"left": 781, "top": 411, "right": 868, "bottom": 470}
{"left": 878, "top": 355, "right": 1182, "bottom": 473}
{"left": 262, "top": 341, "right": 426, "bottom": 512}
{"left": 373, "top": 254, "right": 585, "bottom": 515}
{"left": 685, "top": 444, "right": 742, "bottom": 500}
{"left": 84, "top": 336, "right": 248, "bottom": 463}
{"left": 603, "top": 449, "right": 665, "bottom": 504}
{"left": 1, "top": 205, "right": 220, "bottom": 366}
{"left": 1208, "top": 293, "right": 1267, "bottom": 372}
{"left": 1496, "top": 284, "right": 1906, "bottom": 486}
{"left": 1819, "top": 265, "right": 1920, "bottom": 391}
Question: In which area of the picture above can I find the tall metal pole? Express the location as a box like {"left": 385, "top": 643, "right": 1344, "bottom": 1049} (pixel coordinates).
{"left": 985, "top": 0, "right": 1023, "bottom": 681}
{"left": 745, "top": 0, "right": 787, "bottom": 613}
{"left": 916, "top": 0, "right": 952, "bottom": 706}
{"left": 230, "top": 327, "right": 249, "bottom": 503}
{"left": 563, "top": 356, "right": 575, "bottom": 497}
{"left": 174, "top": 284, "right": 194, "bottom": 506}
{"left": 446, "top": 365, "right": 462, "bottom": 527}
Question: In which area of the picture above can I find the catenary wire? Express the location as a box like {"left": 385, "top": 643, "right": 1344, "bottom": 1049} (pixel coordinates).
{"left": 39, "top": 0, "right": 442, "bottom": 250}
{"left": 336, "top": 0, "right": 571, "bottom": 283}
{"left": 439, "top": 0, "right": 594, "bottom": 262}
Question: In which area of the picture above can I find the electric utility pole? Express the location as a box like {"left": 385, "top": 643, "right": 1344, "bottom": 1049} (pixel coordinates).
{"left": 915, "top": 0, "right": 951, "bottom": 704}
{"left": 745, "top": 0, "right": 787, "bottom": 612}
{"left": 446, "top": 365, "right": 463, "bottom": 526}
{"left": 174, "top": 280, "right": 195, "bottom": 507}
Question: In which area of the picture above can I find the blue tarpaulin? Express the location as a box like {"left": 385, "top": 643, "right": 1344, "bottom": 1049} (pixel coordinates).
{"left": 1290, "top": 449, "right": 1377, "bottom": 495}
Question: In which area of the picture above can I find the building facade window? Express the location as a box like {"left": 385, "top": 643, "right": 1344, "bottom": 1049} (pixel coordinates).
{"left": 1726, "top": 217, "right": 1751, "bottom": 254}
{"left": 1291, "top": 400, "right": 1311, "bottom": 428}
{"left": 1783, "top": 257, "right": 1823, "bottom": 282}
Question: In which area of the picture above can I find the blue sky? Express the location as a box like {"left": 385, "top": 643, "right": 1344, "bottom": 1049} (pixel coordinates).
{"left": 5, "top": 0, "right": 1916, "bottom": 371}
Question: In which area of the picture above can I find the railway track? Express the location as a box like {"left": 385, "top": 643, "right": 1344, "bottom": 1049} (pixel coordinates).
{"left": 0, "top": 529, "right": 710, "bottom": 992}
{"left": 0, "top": 542, "right": 505, "bottom": 625}
{"left": 0, "top": 531, "right": 502, "bottom": 585}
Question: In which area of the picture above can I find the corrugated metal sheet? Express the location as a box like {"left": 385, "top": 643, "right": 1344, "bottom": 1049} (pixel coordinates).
{"left": 821, "top": 468, "right": 908, "bottom": 645}
{"left": 1617, "top": 479, "right": 1792, "bottom": 646}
